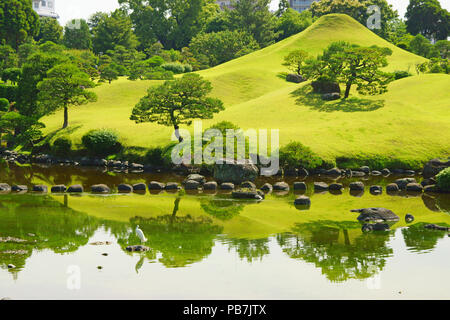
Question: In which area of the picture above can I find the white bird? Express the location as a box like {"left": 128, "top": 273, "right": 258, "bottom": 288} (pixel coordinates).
{"left": 135, "top": 225, "right": 147, "bottom": 243}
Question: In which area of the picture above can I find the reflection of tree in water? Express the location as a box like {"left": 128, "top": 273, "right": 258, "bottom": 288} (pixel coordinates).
{"left": 226, "top": 238, "right": 270, "bottom": 263}
{"left": 402, "top": 222, "right": 449, "bottom": 253}
{"left": 277, "top": 221, "right": 394, "bottom": 282}
{"left": 200, "top": 196, "right": 244, "bottom": 221}
{"left": 116, "top": 197, "right": 223, "bottom": 268}
{"left": 0, "top": 195, "right": 99, "bottom": 277}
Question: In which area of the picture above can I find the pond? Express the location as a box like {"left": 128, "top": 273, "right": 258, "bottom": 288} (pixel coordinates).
{"left": 0, "top": 164, "right": 449, "bottom": 300}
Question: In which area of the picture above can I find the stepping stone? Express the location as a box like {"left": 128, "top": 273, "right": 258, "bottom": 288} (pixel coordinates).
{"left": 352, "top": 208, "right": 399, "bottom": 222}
{"left": 329, "top": 183, "right": 343, "bottom": 190}
{"left": 273, "top": 182, "right": 290, "bottom": 191}
{"left": 51, "top": 185, "right": 67, "bottom": 193}
{"left": 349, "top": 182, "right": 364, "bottom": 191}
{"left": 148, "top": 181, "right": 165, "bottom": 190}
{"left": 406, "top": 183, "right": 423, "bottom": 192}
{"left": 260, "top": 183, "right": 273, "bottom": 192}
{"left": 185, "top": 180, "right": 201, "bottom": 190}
{"left": 132, "top": 183, "right": 147, "bottom": 192}
{"left": 67, "top": 185, "right": 83, "bottom": 193}
{"left": 386, "top": 183, "right": 399, "bottom": 192}
{"left": 293, "top": 182, "right": 307, "bottom": 190}
{"left": 220, "top": 183, "right": 235, "bottom": 190}
{"left": 294, "top": 196, "right": 311, "bottom": 206}
{"left": 241, "top": 181, "right": 256, "bottom": 190}
{"left": 165, "top": 182, "right": 180, "bottom": 191}
{"left": 370, "top": 185, "right": 383, "bottom": 195}
{"left": 118, "top": 184, "right": 133, "bottom": 193}
{"left": 32, "top": 185, "right": 48, "bottom": 193}
{"left": 12, "top": 185, "right": 28, "bottom": 192}
{"left": 203, "top": 181, "right": 218, "bottom": 190}
{"left": 314, "top": 182, "right": 329, "bottom": 191}
{"left": 91, "top": 184, "right": 110, "bottom": 194}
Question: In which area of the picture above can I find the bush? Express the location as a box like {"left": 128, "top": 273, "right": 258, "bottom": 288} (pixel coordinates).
{"left": 82, "top": 129, "right": 122, "bottom": 156}
{"left": 436, "top": 168, "right": 450, "bottom": 191}
{"left": 0, "top": 84, "right": 18, "bottom": 102}
{"left": 278, "top": 142, "right": 323, "bottom": 169}
{"left": 52, "top": 137, "right": 72, "bottom": 156}
{"left": 162, "top": 63, "right": 185, "bottom": 74}
{"left": 144, "top": 68, "right": 174, "bottom": 80}
{"left": 0, "top": 98, "right": 9, "bottom": 112}
{"left": 183, "top": 64, "right": 193, "bottom": 73}
{"left": 393, "top": 70, "right": 411, "bottom": 80}
{"left": 144, "top": 143, "right": 177, "bottom": 167}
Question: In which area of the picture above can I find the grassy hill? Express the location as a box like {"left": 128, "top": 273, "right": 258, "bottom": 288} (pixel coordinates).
{"left": 41, "top": 14, "right": 449, "bottom": 167}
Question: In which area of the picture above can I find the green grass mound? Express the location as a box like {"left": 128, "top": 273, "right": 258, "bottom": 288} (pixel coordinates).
{"left": 40, "top": 14, "right": 449, "bottom": 165}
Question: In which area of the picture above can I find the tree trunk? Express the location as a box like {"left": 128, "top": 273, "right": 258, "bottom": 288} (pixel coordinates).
{"left": 344, "top": 82, "right": 352, "bottom": 99}
{"left": 63, "top": 106, "right": 68, "bottom": 129}
{"left": 174, "top": 124, "right": 183, "bottom": 142}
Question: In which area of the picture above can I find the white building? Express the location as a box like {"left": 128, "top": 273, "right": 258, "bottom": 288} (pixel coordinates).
{"left": 289, "top": 0, "right": 319, "bottom": 13}
{"left": 32, "top": 0, "right": 59, "bottom": 19}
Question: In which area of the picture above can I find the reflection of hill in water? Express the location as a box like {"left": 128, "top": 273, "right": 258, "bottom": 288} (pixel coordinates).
{"left": 277, "top": 221, "right": 394, "bottom": 282}
{"left": 0, "top": 195, "right": 100, "bottom": 278}
{"left": 113, "top": 198, "right": 224, "bottom": 268}
{"left": 402, "top": 222, "right": 449, "bottom": 253}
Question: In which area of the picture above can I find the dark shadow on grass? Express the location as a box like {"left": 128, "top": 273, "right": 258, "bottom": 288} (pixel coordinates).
{"left": 277, "top": 72, "right": 288, "bottom": 80}
{"left": 291, "top": 85, "right": 385, "bottom": 113}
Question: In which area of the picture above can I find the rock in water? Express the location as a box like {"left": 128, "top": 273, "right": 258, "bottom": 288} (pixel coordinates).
{"left": 232, "top": 189, "right": 265, "bottom": 200}
{"left": 423, "top": 158, "right": 450, "bottom": 179}
{"left": 351, "top": 208, "right": 400, "bottom": 222}
{"left": 405, "top": 214, "right": 414, "bottom": 223}
{"left": 126, "top": 245, "right": 150, "bottom": 252}
{"left": 214, "top": 159, "right": 259, "bottom": 184}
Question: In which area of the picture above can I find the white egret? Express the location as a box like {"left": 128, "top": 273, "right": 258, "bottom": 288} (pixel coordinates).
{"left": 135, "top": 225, "right": 147, "bottom": 243}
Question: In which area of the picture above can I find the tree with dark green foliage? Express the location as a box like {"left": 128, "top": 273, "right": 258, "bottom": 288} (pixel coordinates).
{"left": 310, "top": 0, "right": 398, "bottom": 38}
{"left": 37, "top": 63, "right": 97, "bottom": 128}
{"left": 305, "top": 42, "right": 393, "bottom": 99}
{"left": 63, "top": 19, "right": 92, "bottom": 50}
{"left": 92, "top": 9, "right": 138, "bottom": 54}
{"left": 435, "top": 40, "right": 449, "bottom": 59}
{"left": 227, "top": 0, "right": 280, "bottom": 47}
{"left": 275, "top": 0, "right": 290, "bottom": 17}
{"left": 276, "top": 8, "right": 313, "bottom": 40}
{"left": 16, "top": 42, "right": 70, "bottom": 118}
{"left": 0, "top": 45, "right": 18, "bottom": 77}
{"left": 409, "top": 34, "right": 440, "bottom": 58}
{"left": 35, "top": 17, "right": 63, "bottom": 44}
{"left": 0, "top": 0, "right": 40, "bottom": 50}
{"left": 283, "top": 49, "right": 309, "bottom": 76}
{"left": 406, "top": 0, "right": 449, "bottom": 41}
{"left": 131, "top": 73, "right": 224, "bottom": 142}
{"left": 190, "top": 30, "right": 259, "bottom": 67}
{"left": 119, "top": 0, "right": 211, "bottom": 50}
{"left": 1, "top": 68, "right": 21, "bottom": 85}
{"left": 99, "top": 63, "right": 120, "bottom": 84}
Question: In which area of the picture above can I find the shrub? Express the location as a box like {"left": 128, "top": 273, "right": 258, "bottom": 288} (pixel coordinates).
{"left": 146, "top": 56, "right": 165, "bottom": 68}
{"left": 82, "top": 129, "right": 122, "bottom": 156}
{"left": 162, "top": 62, "right": 185, "bottom": 74}
{"left": 144, "top": 69, "right": 174, "bottom": 80}
{"left": 52, "top": 137, "right": 72, "bottom": 156}
{"left": 183, "top": 64, "right": 193, "bottom": 73}
{"left": 278, "top": 142, "right": 323, "bottom": 169}
{"left": 0, "top": 98, "right": 9, "bottom": 112}
{"left": 436, "top": 168, "right": 450, "bottom": 191}
{"left": 393, "top": 70, "right": 411, "bottom": 80}
{"left": 0, "top": 84, "right": 18, "bottom": 102}
{"left": 144, "top": 143, "right": 177, "bottom": 167}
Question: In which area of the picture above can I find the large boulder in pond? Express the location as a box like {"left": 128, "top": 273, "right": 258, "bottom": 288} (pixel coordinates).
{"left": 91, "top": 184, "right": 110, "bottom": 194}
{"left": 0, "top": 183, "right": 11, "bottom": 193}
{"left": 67, "top": 185, "right": 83, "bottom": 193}
{"left": 32, "top": 185, "right": 48, "bottom": 193}
{"left": 423, "top": 158, "right": 450, "bottom": 179}
{"left": 232, "top": 189, "right": 264, "bottom": 200}
{"left": 351, "top": 208, "right": 400, "bottom": 222}
{"left": 51, "top": 185, "right": 67, "bottom": 193}
{"left": 184, "top": 174, "right": 206, "bottom": 185}
{"left": 148, "top": 181, "right": 165, "bottom": 190}
{"left": 214, "top": 159, "right": 259, "bottom": 184}
{"left": 395, "top": 178, "right": 416, "bottom": 189}
{"left": 118, "top": 184, "right": 133, "bottom": 193}
{"left": 286, "top": 73, "right": 305, "bottom": 83}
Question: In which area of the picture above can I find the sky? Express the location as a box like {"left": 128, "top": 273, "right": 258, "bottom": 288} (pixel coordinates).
{"left": 55, "top": 0, "right": 450, "bottom": 27}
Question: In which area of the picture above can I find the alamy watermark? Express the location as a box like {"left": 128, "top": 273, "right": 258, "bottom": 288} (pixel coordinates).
{"left": 170, "top": 121, "right": 280, "bottom": 176}
{"left": 367, "top": 5, "right": 381, "bottom": 30}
